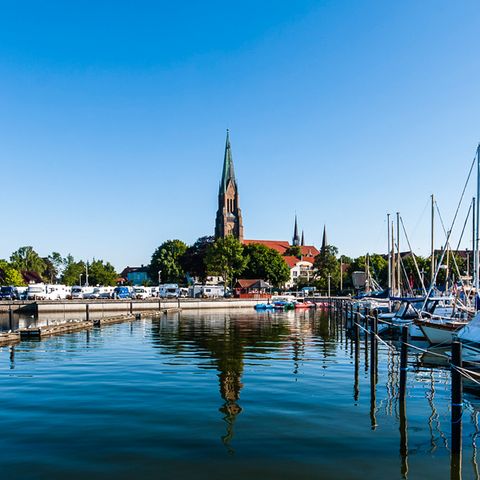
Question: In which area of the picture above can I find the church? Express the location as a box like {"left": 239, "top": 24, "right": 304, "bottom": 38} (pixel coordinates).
{"left": 214, "top": 131, "right": 324, "bottom": 288}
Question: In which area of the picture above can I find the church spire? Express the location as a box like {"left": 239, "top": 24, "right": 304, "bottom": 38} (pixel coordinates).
{"left": 321, "top": 225, "right": 328, "bottom": 251}
{"left": 219, "top": 129, "right": 236, "bottom": 194}
{"left": 215, "top": 130, "right": 244, "bottom": 241}
{"left": 292, "top": 215, "right": 300, "bottom": 246}
{"left": 301, "top": 230, "right": 305, "bottom": 247}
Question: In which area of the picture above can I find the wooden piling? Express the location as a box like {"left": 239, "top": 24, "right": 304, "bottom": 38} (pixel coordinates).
{"left": 399, "top": 325, "right": 408, "bottom": 401}
{"left": 451, "top": 341, "right": 463, "bottom": 456}
{"left": 85, "top": 304, "right": 90, "bottom": 322}
{"left": 8, "top": 307, "right": 13, "bottom": 331}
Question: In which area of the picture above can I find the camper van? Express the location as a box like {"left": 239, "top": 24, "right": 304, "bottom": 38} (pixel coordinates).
{"left": 113, "top": 286, "right": 131, "bottom": 299}
{"left": 27, "top": 284, "right": 47, "bottom": 300}
{"left": 159, "top": 284, "right": 180, "bottom": 299}
{"left": 190, "top": 285, "right": 225, "bottom": 298}
{"left": 133, "top": 287, "right": 150, "bottom": 300}
{"left": 45, "top": 284, "right": 69, "bottom": 300}
{"left": 71, "top": 286, "right": 95, "bottom": 299}
{"left": 85, "top": 287, "right": 115, "bottom": 299}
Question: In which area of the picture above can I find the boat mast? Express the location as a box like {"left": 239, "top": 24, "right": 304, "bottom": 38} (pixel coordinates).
{"left": 396, "top": 212, "right": 401, "bottom": 296}
{"left": 387, "top": 213, "right": 391, "bottom": 294}
{"left": 472, "top": 196, "right": 476, "bottom": 291}
{"left": 476, "top": 144, "right": 480, "bottom": 309}
{"left": 391, "top": 220, "right": 396, "bottom": 296}
{"left": 430, "top": 194, "right": 435, "bottom": 289}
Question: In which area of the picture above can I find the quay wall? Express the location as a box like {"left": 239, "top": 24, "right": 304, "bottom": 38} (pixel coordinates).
{"left": 0, "top": 298, "right": 263, "bottom": 314}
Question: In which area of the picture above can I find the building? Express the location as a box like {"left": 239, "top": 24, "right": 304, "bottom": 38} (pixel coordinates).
{"left": 120, "top": 266, "right": 150, "bottom": 285}
{"left": 214, "top": 130, "right": 244, "bottom": 241}
{"left": 213, "top": 131, "right": 322, "bottom": 288}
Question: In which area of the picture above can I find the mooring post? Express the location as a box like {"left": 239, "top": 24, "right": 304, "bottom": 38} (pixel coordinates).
{"left": 451, "top": 341, "right": 463, "bottom": 456}
{"left": 354, "top": 320, "right": 360, "bottom": 401}
{"left": 130, "top": 301, "right": 133, "bottom": 314}
{"left": 399, "top": 325, "right": 408, "bottom": 401}
{"left": 85, "top": 304, "right": 90, "bottom": 322}
{"left": 8, "top": 306, "right": 13, "bottom": 331}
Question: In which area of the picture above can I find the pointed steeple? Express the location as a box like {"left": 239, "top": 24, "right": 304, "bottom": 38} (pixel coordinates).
{"left": 321, "top": 225, "right": 328, "bottom": 252}
{"left": 292, "top": 215, "right": 300, "bottom": 246}
{"left": 215, "top": 130, "right": 244, "bottom": 241}
{"left": 219, "top": 129, "right": 236, "bottom": 194}
{"left": 301, "top": 230, "right": 305, "bottom": 246}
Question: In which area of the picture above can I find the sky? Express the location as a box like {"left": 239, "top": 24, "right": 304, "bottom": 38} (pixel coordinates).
{"left": 1, "top": 0, "right": 480, "bottom": 269}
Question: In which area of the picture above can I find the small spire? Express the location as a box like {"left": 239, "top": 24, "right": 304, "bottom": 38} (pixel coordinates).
{"left": 301, "top": 230, "right": 305, "bottom": 246}
{"left": 321, "top": 225, "right": 328, "bottom": 252}
{"left": 292, "top": 214, "right": 300, "bottom": 246}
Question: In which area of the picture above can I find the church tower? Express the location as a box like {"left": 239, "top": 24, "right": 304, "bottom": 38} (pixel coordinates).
{"left": 215, "top": 130, "right": 244, "bottom": 241}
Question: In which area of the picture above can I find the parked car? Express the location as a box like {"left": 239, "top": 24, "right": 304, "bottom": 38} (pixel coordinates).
{"left": 0, "top": 286, "right": 19, "bottom": 300}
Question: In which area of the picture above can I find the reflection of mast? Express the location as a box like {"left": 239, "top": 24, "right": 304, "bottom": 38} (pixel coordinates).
{"left": 399, "top": 396, "right": 409, "bottom": 478}
{"left": 471, "top": 410, "right": 479, "bottom": 479}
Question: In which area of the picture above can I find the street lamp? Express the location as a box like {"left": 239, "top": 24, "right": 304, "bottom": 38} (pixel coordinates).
{"left": 158, "top": 270, "right": 162, "bottom": 286}
{"left": 328, "top": 274, "right": 331, "bottom": 298}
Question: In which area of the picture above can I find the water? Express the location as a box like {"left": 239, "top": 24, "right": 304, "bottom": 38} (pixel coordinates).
{"left": 0, "top": 309, "right": 478, "bottom": 479}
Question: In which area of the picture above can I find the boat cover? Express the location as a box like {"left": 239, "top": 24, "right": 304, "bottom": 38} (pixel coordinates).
{"left": 456, "top": 311, "right": 480, "bottom": 344}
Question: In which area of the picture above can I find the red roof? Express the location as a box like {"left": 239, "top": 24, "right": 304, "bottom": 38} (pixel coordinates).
{"left": 283, "top": 256, "right": 315, "bottom": 268}
{"left": 243, "top": 240, "right": 319, "bottom": 258}
{"left": 243, "top": 239, "right": 290, "bottom": 254}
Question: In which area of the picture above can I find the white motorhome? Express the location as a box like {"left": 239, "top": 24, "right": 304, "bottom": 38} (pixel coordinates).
{"left": 71, "top": 286, "right": 95, "bottom": 299}
{"left": 159, "top": 284, "right": 180, "bottom": 299}
{"left": 189, "top": 285, "right": 225, "bottom": 298}
{"left": 27, "top": 283, "right": 47, "bottom": 300}
{"left": 133, "top": 287, "right": 150, "bottom": 300}
{"left": 45, "top": 284, "right": 69, "bottom": 300}
{"left": 85, "top": 286, "right": 115, "bottom": 299}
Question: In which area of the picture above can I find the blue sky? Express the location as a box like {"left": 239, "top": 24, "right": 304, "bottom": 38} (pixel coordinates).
{"left": 1, "top": 0, "right": 479, "bottom": 269}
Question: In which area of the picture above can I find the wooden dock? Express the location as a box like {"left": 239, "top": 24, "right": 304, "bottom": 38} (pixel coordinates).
{"left": 16, "top": 308, "right": 181, "bottom": 341}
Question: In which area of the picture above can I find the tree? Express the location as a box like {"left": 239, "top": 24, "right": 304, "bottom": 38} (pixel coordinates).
{"left": 62, "top": 259, "right": 86, "bottom": 286}
{"left": 285, "top": 245, "right": 301, "bottom": 258}
{"left": 10, "top": 246, "right": 46, "bottom": 274}
{"left": 243, "top": 243, "right": 290, "bottom": 287}
{"left": 88, "top": 260, "right": 118, "bottom": 286}
{"left": 0, "top": 260, "right": 26, "bottom": 286}
{"left": 43, "top": 252, "right": 66, "bottom": 283}
{"left": 149, "top": 239, "right": 188, "bottom": 284}
{"left": 347, "top": 254, "right": 388, "bottom": 289}
{"left": 313, "top": 245, "right": 340, "bottom": 291}
{"left": 179, "top": 236, "right": 215, "bottom": 283}
{"left": 204, "top": 236, "right": 248, "bottom": 289}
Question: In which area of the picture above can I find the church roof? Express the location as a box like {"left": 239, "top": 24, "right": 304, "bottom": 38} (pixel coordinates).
{"left": 243, "top": 239, "right": 320, "bottom": 258}
{"left": 219, "top": 129, "right": 236, "bottom": 195}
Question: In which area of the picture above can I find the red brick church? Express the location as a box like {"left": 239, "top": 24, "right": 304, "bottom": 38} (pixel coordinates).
{"left": 214, "top": 131, "right": 324, "bottom": 287}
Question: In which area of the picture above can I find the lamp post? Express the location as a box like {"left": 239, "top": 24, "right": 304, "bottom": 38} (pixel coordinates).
{"left": 85, "top": 262, "right": 89, "bottom": 287}
{"left": 328, "top": 274, "right": 331, "bottom": 298}
{"left": 158, "top": 270, "right": 162, "bottom": 286}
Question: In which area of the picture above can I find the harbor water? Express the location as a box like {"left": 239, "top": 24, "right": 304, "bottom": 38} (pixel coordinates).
{"left": 0, "top": 309, "right": 478, "bottom": 479}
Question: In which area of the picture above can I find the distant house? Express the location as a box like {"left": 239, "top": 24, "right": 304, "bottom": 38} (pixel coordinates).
{"left": 243, "top": 239, "right": 320, "bottom": 289}
{"left": 120, "top": 266, "right": 150, "bottom": 285}
{"left": 234, "top": 279, "right": 271, "bottom": 298}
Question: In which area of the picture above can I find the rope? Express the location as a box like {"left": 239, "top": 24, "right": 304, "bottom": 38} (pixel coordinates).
{"left": 422, "top": 152, "right": 477, "bottom": 310}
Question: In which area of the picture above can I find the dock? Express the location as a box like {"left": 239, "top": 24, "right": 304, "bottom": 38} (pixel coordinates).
{"left": 16, "top": 307, "right": 181, "bottom": 341}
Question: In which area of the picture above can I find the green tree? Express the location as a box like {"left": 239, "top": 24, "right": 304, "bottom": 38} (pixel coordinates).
{"left": 62, "top": 258, "right": 86, "bottom": 286}
{"left": 0, "top": 260, "right": 26, "bottom": 286}
{"left": 243, "top": 243, "right": 290, "bottom": 287}
{"left": 347, "top": 254, "right": 388, "bottom": 289}
{"left": 149, "top": 239, "right": 188, "bottom": 284}
{"left": 179, "top": 236, "right": 215, "bottom": 283}
{"left": 205, "top": 236, "right": 248, "bottom": 289}
{"left": 313, "top": 245, "right": 340, "bottom": 291}
{"left": 285, "top": 245, "right": 301, "bottom": 258}
{"left": 88, "top": 260, "right": 118, "bottom": 286}
{"left": 10, "top": 246, "right": 46, "bottom": 274}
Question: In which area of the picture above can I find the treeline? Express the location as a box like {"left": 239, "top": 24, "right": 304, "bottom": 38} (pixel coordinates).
{"left": 150, "top": 236, "right": 291, "bottom": 288}
{"left": 0, "top": 246, "right": 117, "bottom": 286}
